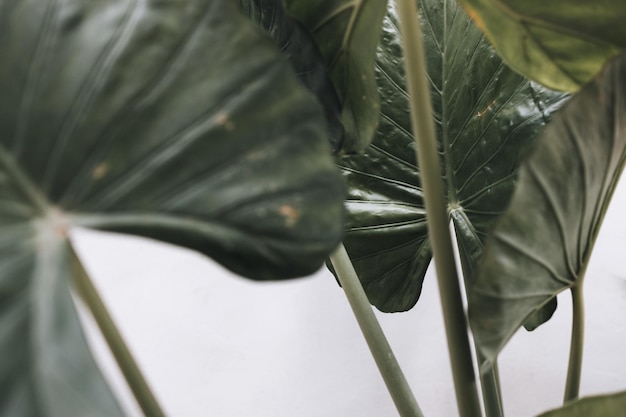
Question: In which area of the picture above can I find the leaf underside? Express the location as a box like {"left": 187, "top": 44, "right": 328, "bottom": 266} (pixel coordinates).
{"left": 469, "top": 51, "right": 626, "bottom": 368}
{"left": 332, "top": 0, "right": 566, "bottom": 312}
{"left": 459, "top": 0, "right": 626, "bottom": 92}
{"left": 0, "top": 0, "right": 344, "bottom": 415}
{"left": 241, "top": 0, "right": 345, "bottom": 152}
{"left": 536, "top": 390, "right": 626, "bottom": 417}
{"left": 284, "top": 0, "right": 388, "bottom": 153}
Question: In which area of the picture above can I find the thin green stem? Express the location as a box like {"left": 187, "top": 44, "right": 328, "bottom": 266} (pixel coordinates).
{"left": 329, "top": 244, "right": 424, "bottom": 417}
{"left": 564, "top": 284, "right": 585, "bottom": 403}
{"left": 69, "top": 245, "right": 167, "bottom": 417}
{"left": 395, "top": 1, "right": 482, "bottom": 416}
{"left": 479, "top": 360, "right": 504, "bottom": 417}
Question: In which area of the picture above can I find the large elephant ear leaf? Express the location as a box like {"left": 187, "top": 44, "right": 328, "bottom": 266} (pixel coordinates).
{"left": 458, "top": 0, "right": 626, "bottom": 92}
{"left": 0, "top": 0, "right": 344, "bottom": 415}
{"left": 536, "top": 390, "right": 626, "bottom": 417}
{"left": 284, "top": 0, "right": 388, "bottom": 153}
{"left": 333, "top": 0, "right": 566, "bottom": 312}
{"left": 469, "top": 51, "right": 626, "bottom": 368}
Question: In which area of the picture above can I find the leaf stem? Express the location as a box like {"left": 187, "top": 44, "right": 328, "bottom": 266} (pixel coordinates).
{"left": 395, "top": 1, "right": 483, "bottom": 416}
{"left": 479, "top": 360, "right": 504, "bottom": 417}
{"left": 564, "top": 284, "right": 585, "bottom": 403}
{"left": 329, "top": 244, "right": 424, "bottom": 417}
{"left": 69, "top": 245, "right": 167, "bottom": 417}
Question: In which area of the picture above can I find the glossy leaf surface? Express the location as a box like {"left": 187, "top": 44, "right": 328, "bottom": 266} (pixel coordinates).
{"left": 285, "top": 0, "right": 388, "bottom": 153}
{"left": 469, "top": 51, "right": 626, "bottom": 367}
{"left": 536, "top": 390, "right": 626, "bottom": 417}
{"left": 241, "top": 0, "right": 345, "bottom": 151}
{"left": 459, "top": 0, "right": 626, "bottom": 92}
{"left": 334, "top": 0, "right": 566, "bottom": 312}
{"left": 0, "top": 0, "right": 344, "bottom": 415}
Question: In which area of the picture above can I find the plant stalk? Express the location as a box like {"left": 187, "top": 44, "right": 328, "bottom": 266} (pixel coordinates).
{"left": 69, "top": 246, "right": 167, "bottom": 417}
{"left": 479, "top": 360, "right": 504, "bottom": 417}
{"left": 395, "top": 1, "right": 483, "bottom": 416}
{"left": 329, "top": 244, "right": 424, "bottom": 417}
{"left": 564, "top": 284, "right": 585, "bottom": 403}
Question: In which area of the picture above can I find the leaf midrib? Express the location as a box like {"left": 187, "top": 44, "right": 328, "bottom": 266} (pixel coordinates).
{"left": 0, "top": 144, "right": 50, "bottom": 214}
{"left": 439, "top": 0, "right": 458, "bottom": 205}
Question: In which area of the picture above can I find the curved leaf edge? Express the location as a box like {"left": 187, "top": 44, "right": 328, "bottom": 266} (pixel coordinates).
{"left": 458, "top": 0, "right": 626, "bottom": 92}
{"left": 240, "top": 0, "right": 346, "bottom": 152}
{"left": 536, "top": 390, "right": 626, "bottom": 417}
{"left": 469, "top": 50, "right": 626, "bottom": 369}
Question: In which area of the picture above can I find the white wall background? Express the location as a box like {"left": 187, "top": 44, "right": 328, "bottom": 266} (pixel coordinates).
{"left": 73, "top": 178, "right": 626, "bottom": 417}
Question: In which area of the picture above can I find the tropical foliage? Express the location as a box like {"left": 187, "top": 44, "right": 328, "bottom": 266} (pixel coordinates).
{"left": 1, "top": 0, "right": 625, "bottom": 416}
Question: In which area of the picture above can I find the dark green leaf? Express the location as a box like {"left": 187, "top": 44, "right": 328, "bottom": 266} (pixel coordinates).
{"left": 469, "top": 51, "right": 626, "bottom": 368}
{"left": 333, "top": 0, "right": 566, "bottom": 312}
{"left": 0, "top": 0, "right": 344, "bottom": 414}
{"left": 241, "top": 0, "right": 345, "bottom": 152}
{"left": 284, "top": 0, "right": 388, "bottom": 153}
{"left": 536, "top": 390, "right": 626, "bottom": 417}
{"left": 523, "top": 297, "right": 557, "bottom": 331}
{"left": 458, "top": 0, "right": 626, "bottom": 92}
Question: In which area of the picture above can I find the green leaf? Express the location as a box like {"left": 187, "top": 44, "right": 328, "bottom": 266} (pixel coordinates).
{"left": 241, "top": 0, "right": 345, "bottom": 152}
{"left": 522, "top": 297, "right": 557, "bottom": 331}
{"left": 284, "top": 0, "right": 388, "bottom": 153}
{"left": 333, "top": 0, "right": 566, "bottom": 312}
{"left": 469, "top": 51, "right": 626, "bottom": 368}
{"left": 536, "top": 390, "right": 626, "bottom": 417}
{"left": 0, "top": 0, "right": 344, "bottom": 415}
{"left": 458, "top": 0, "right": 626, "bottom": 92}
{"left": 0, "top": 221, "right": 126, "bottom": 416}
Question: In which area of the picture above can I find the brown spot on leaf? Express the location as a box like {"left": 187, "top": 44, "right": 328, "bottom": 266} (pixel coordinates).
{"left": 92, "top": 162, "right": 109, "bottom": 180}
{"left": 477, "top": 99, "right": 497, "bottom": 117}
{"left": 279, "top": 205, "right": 300, "bottom": 227}
{"left": 215, "top": 112, "right": 235, "bottom": 131}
